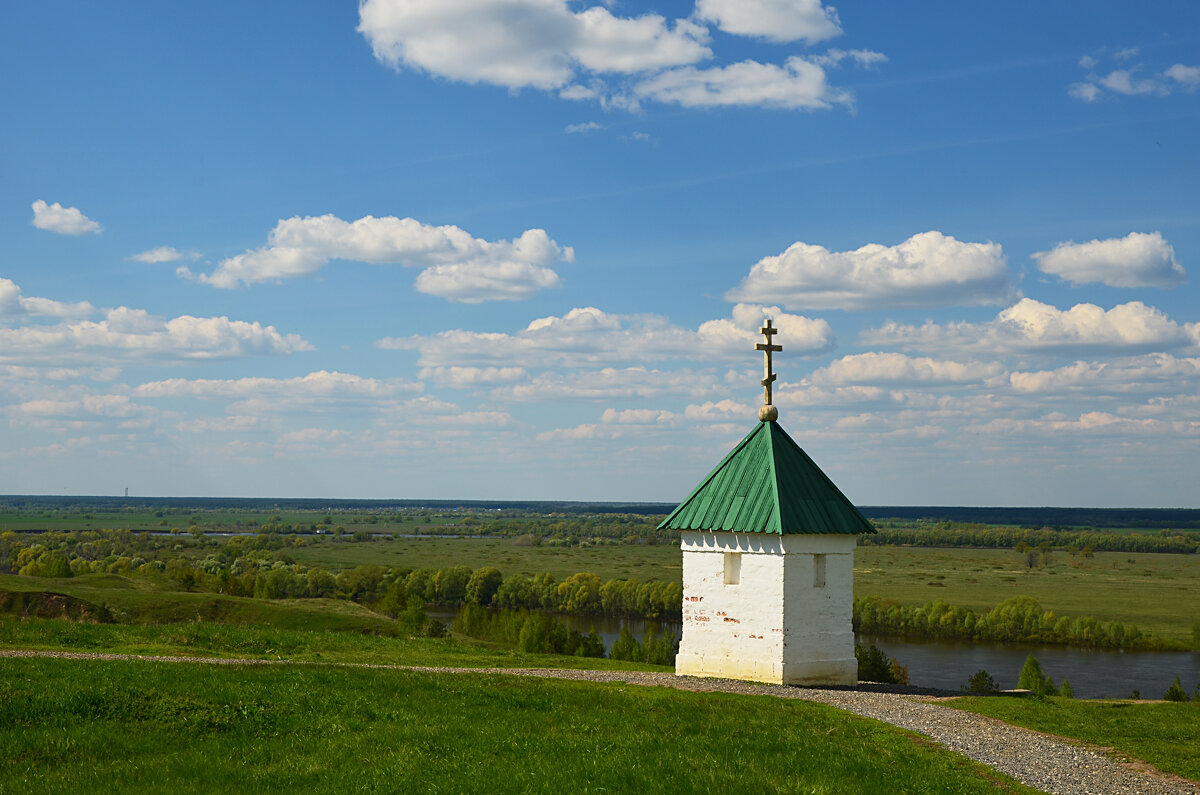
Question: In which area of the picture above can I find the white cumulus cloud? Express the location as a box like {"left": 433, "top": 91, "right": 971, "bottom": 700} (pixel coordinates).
{"left": 380, "top": 303, "right": 833, "bottom": 369}
{"left": 358, "top": 0, "right": 877, "bottom": 112}
{"left": 809, "top": 352, "right": 1005, "bottom": 386}
{"left": 0, "top": 282, "right": 311, "bottom": 366}
{"left": 1033, "top": 231, "right": 1185, "bottom": 288}
{"left": 135, "top": 370, "right": 419, "bottom": 399}
{"left": 635, "top": 57, "right": 847, "bottom": 110}
{"left": 695, "top": 0, "right": 841, "bottom": 44}
{"left": 726, "top": 230, "right": 1014, "bottom": 310}
{"left": 31, "top": 200, "right": 102, "bottom": 236}
{"left": 185, "top": 213, "right": 572, "bottom": 302}
{"left": 358, "top": 0, "right": 710, "bottom": 90}
{"left": 863, "top": 298, "right": 1199, "bottom": 355}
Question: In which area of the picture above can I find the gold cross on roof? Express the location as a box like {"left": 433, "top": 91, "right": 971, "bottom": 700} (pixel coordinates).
{"left": 756, "top": 319, "right": 782, "bottom": 421}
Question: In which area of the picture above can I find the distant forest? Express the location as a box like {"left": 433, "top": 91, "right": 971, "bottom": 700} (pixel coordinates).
{"left": 2, "top": 495, "right": 1199, "bottom": 529}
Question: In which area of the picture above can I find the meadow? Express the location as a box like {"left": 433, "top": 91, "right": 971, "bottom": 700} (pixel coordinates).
{"left": 0, "top": 656, "right": 1037, "bottom": 794}
{"left": 948, "top": 696, "right": 1200, "bottom": 783}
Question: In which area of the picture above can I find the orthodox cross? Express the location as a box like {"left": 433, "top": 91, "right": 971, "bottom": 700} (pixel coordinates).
{"left": 756, "top": 319, "right": 782, "bottom": 413}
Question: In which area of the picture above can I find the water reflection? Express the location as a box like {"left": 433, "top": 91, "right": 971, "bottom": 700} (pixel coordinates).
{"left": 430, "top": 608, "right": 1198, "bottom": 699}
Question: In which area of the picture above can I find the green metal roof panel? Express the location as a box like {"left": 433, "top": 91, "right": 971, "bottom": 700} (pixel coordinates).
{"left": 658, "top": 421, "right": 876, "bottom": 535}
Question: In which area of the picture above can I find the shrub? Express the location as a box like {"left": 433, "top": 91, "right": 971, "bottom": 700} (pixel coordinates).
{"left": 1060, "top": 679, "right": 1074, "bottom": 699}
{"left": 1163, "top": 676, "right": 1189, "bottom": 702}
{"left": 965, "top": 669, "right": 999, "bottom": 694}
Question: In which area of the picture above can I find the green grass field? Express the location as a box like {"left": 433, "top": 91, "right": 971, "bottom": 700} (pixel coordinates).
{"left": 950, "top": 696, "right": 1200, "bottom": 783}
{"left": 0, "top": 506, "right": 468, "bottom": 536}
{"left": 855, "top": 546, "right": 1200, "bottom": 645}
{"left": 289, "top": 535, "right": 681, "bottom": 581}
{"left": 0, "top": 656, "right": 1036, "bottom": 794}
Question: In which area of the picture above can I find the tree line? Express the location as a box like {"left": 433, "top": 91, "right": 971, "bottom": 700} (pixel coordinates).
{"left": 853, "top": 595, "right": 1185, "bottom": 651}
{"left": 861, "top": 523, "right": 1198, "bottom": 554}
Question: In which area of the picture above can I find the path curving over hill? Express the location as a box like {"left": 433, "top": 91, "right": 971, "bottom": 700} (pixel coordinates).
{"left": 3, "top": 650, "right": 1196, "bottom": 795}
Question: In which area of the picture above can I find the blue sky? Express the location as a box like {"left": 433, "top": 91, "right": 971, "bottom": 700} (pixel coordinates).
{"left": 2, "top": 1, "right": 1198, "bottom": 506}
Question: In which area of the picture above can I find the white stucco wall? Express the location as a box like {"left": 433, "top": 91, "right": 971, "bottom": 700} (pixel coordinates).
{"left": 676, "top": 531, "right": 858, "bottom": 686}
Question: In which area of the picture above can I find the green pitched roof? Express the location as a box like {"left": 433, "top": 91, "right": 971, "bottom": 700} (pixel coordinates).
{"left": 658, "top": 420, "right": 876, "bottom": 535}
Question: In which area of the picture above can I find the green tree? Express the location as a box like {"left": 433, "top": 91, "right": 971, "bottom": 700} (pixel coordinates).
{"left": 1060, "top": 679, "right": 1074, "bottom": 699}
{"left": 465, "top": 566, "right": 503, "bottom": 606}
{"left": 1016, "top": 654, "right": 1054, "bottom": 695}
{"left": 1163, "top": 676, "right": 1189, "bottom": 702}
{"left": 495, "top": 573, "right": 536, "bottom": 610}
{"left": 855, "top": 644, "right": 898, "bottom": 684}
{"left": 431, "top": 565, "right": 472, "bottom": 604}
{"left": 609, "top": 625, "right": 644, "bottom": 662}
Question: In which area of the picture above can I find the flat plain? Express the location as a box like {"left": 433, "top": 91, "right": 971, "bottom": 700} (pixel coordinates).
{"left": 285, "top": 535, "right": 1200, "bottom": 644}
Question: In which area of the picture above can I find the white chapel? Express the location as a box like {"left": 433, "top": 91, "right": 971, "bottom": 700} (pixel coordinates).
{"left": 658, "top": 320, "right": 875, "bottom": 686}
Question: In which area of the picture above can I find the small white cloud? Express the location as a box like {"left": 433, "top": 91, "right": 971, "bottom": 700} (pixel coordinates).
{"left": 1165, "top": 63, "right": 1200, "bottom": 88}
{"left": 683, "top": 399, "right": 755, "bottom": 422}
{"left": 31, "top": 200, "right": 102, "bottom": 236}
{"left": 130, "top": 246, "right": 199, "bottom": 264}
{"left": 810, "top": 49, "right": 888, "bottom": 69}
{"left": 600, "top": 407, "right": 678, "bottom": 425}
{"left": 695, "top": 0, "right": 841, "bottom": 44}
{"left": 1099, "top": 69, "right": 1167, "bottom": 97}
{"left": 863, "top": 298, "right": 1198, "bottom": 355}
{"left": 1114, "top": 47, "right": 1140, "bottom": 61}
{"left": 1033, "top": 231, "right": 1185, "bottom": 288}
{"left": 565, "top": 121, "right": 604, "bottom": 134}
{"left": 190, "top": 214, "right": 571, "bottom": 303}
{"left": 1070, "top": 55, "right": 1195, "bottom": 102}
{"left": 1068, "top": 82, "right": 1101, "bottom": 102}
{"left": 634, "top": 57, "right": 849, "bottom": 110}
{"left": 726, "top": 230, "right": 1014, "bottom": 310}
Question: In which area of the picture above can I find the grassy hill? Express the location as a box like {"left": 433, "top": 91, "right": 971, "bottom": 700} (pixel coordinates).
{"left": 1, "top": 656, "right": 1036, "bottom": 794}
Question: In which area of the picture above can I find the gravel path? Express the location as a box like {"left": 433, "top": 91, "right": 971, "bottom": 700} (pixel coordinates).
{"left": 4, "top": 649, "right": 1197, "bottom": 795}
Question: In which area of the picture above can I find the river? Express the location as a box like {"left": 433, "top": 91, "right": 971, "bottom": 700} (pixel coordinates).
{"left": 430, "top": 608, "right": 1198, "bottom": 699}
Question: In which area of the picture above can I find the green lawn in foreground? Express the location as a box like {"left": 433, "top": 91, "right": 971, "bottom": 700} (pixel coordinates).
{"left": 950, "top": 696, "right": 1200, "bottom": 782}
{"left": 0, "top": 657, "right": 1035, "bottom": 795}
